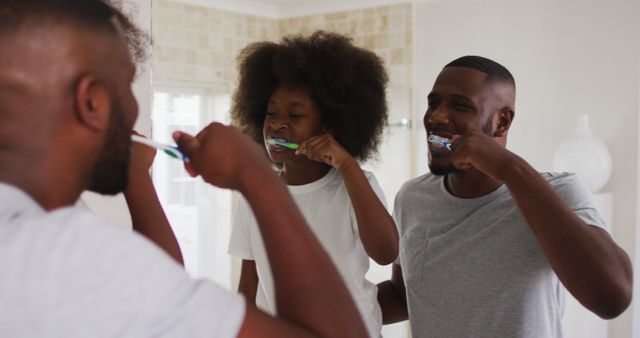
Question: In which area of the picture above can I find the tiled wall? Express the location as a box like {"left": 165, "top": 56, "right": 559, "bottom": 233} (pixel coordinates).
{"left": 153, "top": 0, "right": 280, "bottom": 94}
{"left": 152, "top": 1, "right": 413, "bottom": 101}
{"left": 278, "top": 4, "right": 413, "bottom": 89}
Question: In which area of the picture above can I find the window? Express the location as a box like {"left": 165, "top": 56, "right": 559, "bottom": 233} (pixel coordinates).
{"left": 152, "top": 86, "right": 234, "bottom": 289}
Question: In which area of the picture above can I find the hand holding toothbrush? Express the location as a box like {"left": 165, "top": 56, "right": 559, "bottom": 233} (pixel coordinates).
{"left": 295, "top": 133, "right": 356, "bottom": 170}
{"left": 448, "top": 130, "right": 518, "bottom": 183}
{"left": 173, "top": 122, "right": 274, "bottom": 191}
{"left": 131, "top": 134, "right": 187, "bottom": 162}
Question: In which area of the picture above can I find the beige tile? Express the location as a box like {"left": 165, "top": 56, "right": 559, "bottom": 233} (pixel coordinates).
{"left": 326, "top": 12, "right": 348, "bottom": 21}
{"left": 363, "top": 35, "right": 375, "bottom": 50}
{"left": 389, "top": 32, "right": 405, "bottom": 49}
{"left": 349, "top": 9, "right": 364, "bottom": 20}
{"left": 376, "top": 5, "right": 390, "bottom": 14}
{"left": 405, "top": 30, "right": 413, "bottom": 46}
{"left": 391, "top": 48, "right": 405, "bottom": 65}
{"left": 375, "top": 34, "right": 389, "bottom": 49}
{"left": 377, "top": 15, "right": 389, "bottom": 32}
{"left": 349, "top": 20, "right": 360, "bottom": 36}
{"left": 364, "top": 7, "right": 377, "bottom": 17}
{"left": 390, "top": 13, "right": 405, "bottom": 31}
{"left": 363, "top": 17, "right": 375, "bottom": 31}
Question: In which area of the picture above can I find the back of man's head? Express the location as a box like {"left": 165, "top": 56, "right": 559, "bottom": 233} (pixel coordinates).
{"left": 0, "top": 0, "right": 142, "bottom": 150}
{"left": 0, "top": 0, "right": 147, "bottom": 206}
{"left": 0, "top": 0, "right": 146, "bottom": 64}
{"left": 445, "top": 55, "right": 515, "bottom": 89}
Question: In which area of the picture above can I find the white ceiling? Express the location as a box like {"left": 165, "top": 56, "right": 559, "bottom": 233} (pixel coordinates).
{"left": 182, "top": 0, "right": 419, "bottom": 19}
{"left": 247, "top": 0, "right": 313, "bottom": 5}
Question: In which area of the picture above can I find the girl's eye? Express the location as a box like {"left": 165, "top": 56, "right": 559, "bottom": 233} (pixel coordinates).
{"left": 289, "top": 114, "right": 303, "bottom": 119}
{"left": 265, "top": 111, "right": 276, "bottom": 117}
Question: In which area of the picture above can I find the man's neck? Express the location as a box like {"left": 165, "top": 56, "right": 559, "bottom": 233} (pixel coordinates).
{"left": 444, "top": 169, "right": 503, "bottom": 199}
{"left": 0, "top": 155, "right": 85, "bottom": 211}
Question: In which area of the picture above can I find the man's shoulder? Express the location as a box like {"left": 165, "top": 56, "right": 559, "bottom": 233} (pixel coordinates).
{"left": 540, "top": 172, "right": 583, "bottom": 189}
{"left": 540, "top": 171, "right": 576, "bottom": 181}
{"left": 23, "top": 206, "right": 176, "bottom": 268}
{"left": 42, "top": 205, "right": 128, "bottom": 240}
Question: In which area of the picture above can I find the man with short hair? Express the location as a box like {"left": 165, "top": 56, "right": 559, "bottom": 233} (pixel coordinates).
{"left": 0, "top": 1, "right": 368, "bottom": 337}
{"left": 377, "top": 55, "right": 632, "bottom": 337}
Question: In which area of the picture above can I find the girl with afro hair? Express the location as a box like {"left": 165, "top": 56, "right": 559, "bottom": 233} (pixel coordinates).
{"left": 228, "top": 31, "right": 399, "bottom": 338}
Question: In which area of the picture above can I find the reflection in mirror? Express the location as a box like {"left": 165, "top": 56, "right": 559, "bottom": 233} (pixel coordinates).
{"left": 152, "top": 1, "right": 413, "bottom": 337}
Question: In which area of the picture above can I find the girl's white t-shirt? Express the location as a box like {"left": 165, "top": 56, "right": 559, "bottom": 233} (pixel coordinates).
{"left": 228, "top": 168, "right": 386, "bottom": 338}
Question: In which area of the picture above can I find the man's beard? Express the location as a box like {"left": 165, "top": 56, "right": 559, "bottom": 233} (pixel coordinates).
{"left": 88, "top": 100, "right": 131, "bottom": 195}
{"left": 429, "top": 117, "right": 493, "bottom": 176}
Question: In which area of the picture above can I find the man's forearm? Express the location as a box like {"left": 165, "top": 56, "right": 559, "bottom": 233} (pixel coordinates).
{"left": 124, "top": 171, "right": 184, "bottom": 265}
{"left": 502, "top": 156, "right": 632, "bottom": 318}
{"left": 377, "top": 280, "right": 409, "bottom": 324}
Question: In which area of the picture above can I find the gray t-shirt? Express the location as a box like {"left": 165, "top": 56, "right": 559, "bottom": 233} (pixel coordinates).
{"left": 394, "top": 172, "right": 607, "bottom": 338}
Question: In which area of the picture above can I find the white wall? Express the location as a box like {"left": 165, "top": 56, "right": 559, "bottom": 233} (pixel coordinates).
{"left": 635, "top": 30, "right": 640, "bottom": 338}
{"left": 81, "top": 0, "right": 152, "bottom": 227}
{"left": 413, "top": 0, "right": 640, "bottom": 337}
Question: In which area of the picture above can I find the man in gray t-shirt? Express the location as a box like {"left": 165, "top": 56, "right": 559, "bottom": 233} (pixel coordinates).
{"left": 376, "top": 56, "right": 632, "bottom": 338}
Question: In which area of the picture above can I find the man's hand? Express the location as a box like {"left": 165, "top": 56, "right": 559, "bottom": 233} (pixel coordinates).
{"left": 173, "top": 123, "right": 272, "bottom": 191}
{"left": 450, "top": 130, "right": 517, "bottom": 182}
{"left": 128, "top": 131, "right": 156, "bottom": 176}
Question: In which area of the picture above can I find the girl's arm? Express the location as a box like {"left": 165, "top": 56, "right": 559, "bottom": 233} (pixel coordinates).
{"left": 297, "top": 134, "right": 399, "bottom": 265}
{"left": 124, "top": 133, "right": 184, "bottom": 265}
{"left": 339, "top": 160, "right": 399, "bottom": 264}
{"left": 238, "top": 259, "right": 259, "bottom": 304}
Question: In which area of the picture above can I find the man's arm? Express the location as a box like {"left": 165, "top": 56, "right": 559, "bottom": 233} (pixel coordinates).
{"left": 238, "top": 260, "right": 258, "bottom": 304}
{"left": 124, "top": 135, "right": 183, "bottom": 265}
{"left": 500, "top": 157, "right": 632, "bottom": 318}
{"left": 377, "top": 263, "right": 409, "bottom": 324}
{"left": 174, "top": 123, "right": 368, "bottom": 338}
{"left": 452, "top": 130, "right": 633, "bottom": 319}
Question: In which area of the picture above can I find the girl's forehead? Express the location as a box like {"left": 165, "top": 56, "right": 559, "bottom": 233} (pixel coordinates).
{"left": 268, "top": 86, "right": 318, "bottom": 108}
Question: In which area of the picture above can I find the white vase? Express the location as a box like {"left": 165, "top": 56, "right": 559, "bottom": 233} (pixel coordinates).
{"left": 553, "top": 114, "right": 612, "bottom": 192}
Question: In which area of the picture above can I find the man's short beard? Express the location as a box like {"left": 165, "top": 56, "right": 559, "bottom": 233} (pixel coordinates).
{"left": 88, "top": 100, "right": 131, "bottom": 195}
{"left": 430, "top": 164, "right": 457, "bottom": 176}
{"left": 429, "top": 116, "right": 493, "bottom": 176}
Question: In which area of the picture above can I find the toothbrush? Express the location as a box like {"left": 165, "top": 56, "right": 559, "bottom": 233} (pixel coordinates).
{"left": 266, "top": 138, "right": 299, "bottom": 150}
{"left": 131, "top": 135, "right": 188, "bottom": 162}
{"left": 427, "top": 134, "right": 452, "bottom": 151}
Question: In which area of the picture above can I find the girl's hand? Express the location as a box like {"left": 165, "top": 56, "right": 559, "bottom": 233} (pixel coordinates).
{"left": 295, "top": 133, "right": 355, "bottom": 170}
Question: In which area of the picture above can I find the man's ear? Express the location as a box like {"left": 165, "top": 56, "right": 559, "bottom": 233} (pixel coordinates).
{"left": 74, "top": 75, "right": 111, "bottom": 132}
{"left": 494, "top": 108, "right": 514, "bottom": 137}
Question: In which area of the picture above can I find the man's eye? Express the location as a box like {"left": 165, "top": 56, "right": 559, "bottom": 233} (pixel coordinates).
{"left": 290, "top": 114, "right": 303, "bottom": 119}
{"left": 265, "top": 112, "right": 276, "bottom": 117}
{"left": 453, "top": 103, "right": 471, "bottom": 110}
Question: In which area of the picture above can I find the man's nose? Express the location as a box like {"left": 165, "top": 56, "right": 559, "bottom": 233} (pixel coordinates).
{"left": 428, "top": 106, "right": 450, "bottom": 126}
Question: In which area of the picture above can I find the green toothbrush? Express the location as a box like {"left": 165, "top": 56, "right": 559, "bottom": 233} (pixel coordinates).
{"left": 266, "top": 138, "right": 299, "bottom": 150}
